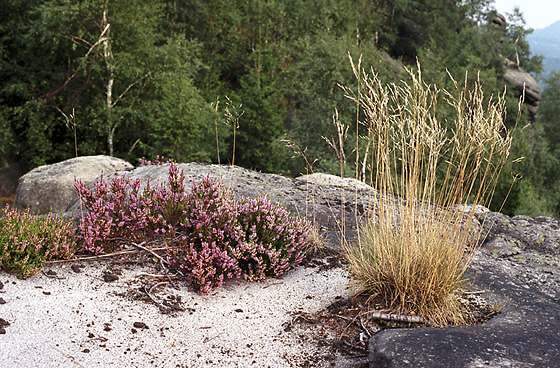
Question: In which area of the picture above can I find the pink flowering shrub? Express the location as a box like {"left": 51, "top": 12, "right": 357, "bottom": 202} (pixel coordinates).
{"left": 0, "top": 206, "right": 78, "bottom": 278}
{"left": 168, "top": 176, "right": 310, "bottom": 293}
{"left": 138, "top": 155, "right": 174, "bottom": 167}
{"left": 75, "top": 164, "right": 190, "bottom": 254}
{"left": 74, "top": 174, "right": 151, "bottom": 254}
{"left": 142, "top": 162, "right": 190, "bottom": 233}
{"left": 76, "top": 163, "right": 312, "bottom": 294}
{"left": 167, "top": 176, "right": 244, "bottom": 293}
{"left": 235, "top": 196, "right": 308, "bottom": 281}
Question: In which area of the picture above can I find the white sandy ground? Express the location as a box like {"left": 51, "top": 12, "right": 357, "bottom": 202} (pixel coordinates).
{"left": 0, "top": 255, "right": 355, "bottom": 368}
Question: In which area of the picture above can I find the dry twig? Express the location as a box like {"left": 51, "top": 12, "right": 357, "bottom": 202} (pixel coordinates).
{"left": 130, "top": 241, "right": 179, "bottom": 289}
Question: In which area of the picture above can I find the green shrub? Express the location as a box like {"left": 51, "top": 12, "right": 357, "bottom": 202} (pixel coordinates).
{"left": 0, "top": 206, "right": 78, "bottom": 278}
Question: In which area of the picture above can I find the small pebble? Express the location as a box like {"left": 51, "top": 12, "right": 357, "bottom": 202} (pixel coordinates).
{"left": 0, "top": 318, "right": 9, "bottom": 328}
{"left": 133, "top": 322, "right": 148, "bottom": 329}
{"left": 43, "top": 291, "right": 51, "bottom": 296}
{"left": 0, "top": 298, "right": 6, "bottom": 304}
{"left": 103, "top": 274, "right": 119, "bottom": 282}
{"left": 0, "top": 328, "right": 5, "bottom": 335}
{"left": 71, "top": 265, "right": 83, "bottom": 273}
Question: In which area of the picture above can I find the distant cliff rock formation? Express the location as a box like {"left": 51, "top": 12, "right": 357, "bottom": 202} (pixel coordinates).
{"left": 493, "top": 12, "right": 542, "bottom": 121}
{"left": 503, "top": 58, "right": 541, "bottom": 121}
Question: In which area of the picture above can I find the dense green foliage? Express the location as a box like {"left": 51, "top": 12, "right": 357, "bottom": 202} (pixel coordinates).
{"left": 1, "top": 0, "right": 557, "bottom": 216}
{"left": 0, "top": 206, "right": 77, "bottom": 278}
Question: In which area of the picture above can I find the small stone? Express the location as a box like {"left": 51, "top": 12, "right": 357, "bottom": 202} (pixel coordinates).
{"left": 0, "top": 318, "right": 9, "bottom": 328}
{"left": 133, "top": 322, "right": 148, "bottom": 329}
{"left": 234, "top": 308, "right": 243, "bottom": 313}
{"left": 0, "top": 281, "right": 4, "bottom": 290}
{"left": 0, "top": 298, "right": 6, "bottom": 304}
{"left": 103, "top": 274, "right": 119, "bottom": 282}
{"left": 46, "top": 270, "right": 57, "bottom": 276}
{"left": 71, "top": 265, "right": 83, "bottom": 273}
{"left": 82, "top": 349, "right": 90, "bottom": 353}
{"left": 43, "top": 291, "right": 51, "bottom": 296}
{"left": 0, "top": 328, "right": 5, "bottom": 334}
{"left": 131, "top": 328, "right": 137, "bottom": 334}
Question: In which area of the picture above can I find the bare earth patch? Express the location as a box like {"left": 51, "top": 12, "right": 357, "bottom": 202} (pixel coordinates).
{"left": 0, "top": 250, "right": 354, "bottom": 368}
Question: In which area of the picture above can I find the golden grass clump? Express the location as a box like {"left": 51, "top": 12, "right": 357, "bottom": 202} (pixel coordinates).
{"left": 342, "top": 56, "right": 515, "bottom": 326}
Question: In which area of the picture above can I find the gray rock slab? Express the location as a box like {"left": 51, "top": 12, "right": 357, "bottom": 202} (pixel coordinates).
{"left": 368, "top": 212, "right": 560, "bottom": 368}
{"left": 14, "top": 155, "right": 132, "bottom": 214}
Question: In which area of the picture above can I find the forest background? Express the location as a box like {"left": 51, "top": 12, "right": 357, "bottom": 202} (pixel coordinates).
{"left": 1, "top": 0, "right": 560, "bottom": 217}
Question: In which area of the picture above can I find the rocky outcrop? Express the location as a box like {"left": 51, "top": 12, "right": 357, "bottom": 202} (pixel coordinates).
{"left": 492, "top": 13, "right": 506, "bottom": 28}
{"left": 368, "top": 211, "right": 560, "bottom": 367}
{"left": 15, "top": 155, "right": 133, "bottom": 214}
{"left": 491, "top": 12, "right": 542, "bottom": 121}
{"left": 61, "top": 162, "right": 560, "bottom": 366}
{"left": 297, "top": 173, "right": 372, "bottom": 191}
{"left": 503, "top": 58, "right": 542, "bottom": 120}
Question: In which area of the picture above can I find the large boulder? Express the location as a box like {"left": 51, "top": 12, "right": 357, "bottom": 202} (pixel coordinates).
{"left": 297, "top": 173, "right": 372, "bottom": 191}
{"left": 368, "top": 211, "right": 560, "bottom": 367}
{"left": 14, "top": 155, "right": 133, "bottom": 214}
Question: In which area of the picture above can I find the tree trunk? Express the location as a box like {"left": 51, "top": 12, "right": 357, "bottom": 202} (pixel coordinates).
{"left": 102, "top": 2, "right": 115, "bottom": 156}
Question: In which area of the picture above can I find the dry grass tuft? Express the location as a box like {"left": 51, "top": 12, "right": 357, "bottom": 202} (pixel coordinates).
{"left": 341, "top": 56, "right": 516, "bottom": 326}
{"left": 303, "top": 222, "right": 327, "bottom": 256}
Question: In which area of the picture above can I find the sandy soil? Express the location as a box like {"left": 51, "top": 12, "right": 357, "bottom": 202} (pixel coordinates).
{"left": 0, "top": 252, "right": 356, "bottom": 368}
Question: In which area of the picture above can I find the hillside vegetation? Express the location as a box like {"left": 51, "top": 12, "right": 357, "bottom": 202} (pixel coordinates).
{"left": 1, "top": 0, "right": 559, "bottom": 216}
{"left": 528, "top": 21, "right": 560, "bottom": 81}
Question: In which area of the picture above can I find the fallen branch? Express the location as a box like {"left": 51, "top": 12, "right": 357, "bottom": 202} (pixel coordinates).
{"left": 131, "top": 241, "right": 179, "bottom": 290}
{"left": 149, "top": 281, "right": 169, "bottom": 298}
{"left": 142, "top": 282, "right": 166, "bottom": 307}
{"left": 135, "top": 272, "right": 169, "bottom": 279}
{"left": 367, "top": 312, "right": 423, "bottom": 324}
{"left": 359, "top": 317, "right": 372, "bottom": 337}
{"left": 131, "top": 241, "right": 167, "bottom": 264}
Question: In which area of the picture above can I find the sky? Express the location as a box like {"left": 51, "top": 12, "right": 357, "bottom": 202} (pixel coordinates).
{"left": 493, "top": 0, "right": 560, "bottom": 29}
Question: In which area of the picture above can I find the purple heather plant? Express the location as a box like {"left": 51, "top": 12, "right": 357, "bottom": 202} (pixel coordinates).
{"left": 138, "top": 155, "right": 174, "bottom": 167}
{"left": 75, "top": 174, "right": 152, "bottom": 254}
{"left": 75, "top": 163, "right": 191, "bottom": 255}
{"left": 166, "top": 176, "right": 245, "bottom": 293}
{"left": 0, "top": 205, "right": 78, "bottom": 279}
{"left": 168, "top": 176, "right": 311, "bottom": 293}
{"left": 75, "top": 163, "right": 312, "bottom": 294}
{"left": 235, "top": 196, "right": 309, "bottom": 281}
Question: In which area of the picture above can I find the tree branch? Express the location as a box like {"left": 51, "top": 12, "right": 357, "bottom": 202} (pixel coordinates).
{"left": 111, "top": 71, "right": 153, "bottom": 108}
